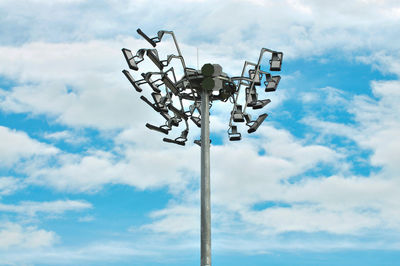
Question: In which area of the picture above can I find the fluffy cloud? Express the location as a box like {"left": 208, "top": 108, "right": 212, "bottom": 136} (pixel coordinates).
{"left": 0, "top": 177, "right": 23, "bottom": 196}
{"left": 0, "top": 222, "right": 57, "bottom": 249}
{"left": 0, "top": 199, "right": 92, "bottom": 216}
{"left": 304, "top": 80, "right": 400, "bottom": 176}
{"left": 0, "top": 126, "right": 58, "bottom": 167}
{"left": 1, "top": 0, "right": 400, "bottom": 259}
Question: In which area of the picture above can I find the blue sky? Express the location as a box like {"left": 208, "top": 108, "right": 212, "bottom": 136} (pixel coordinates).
{"left": 1, "top": 0, "right": 400, "bottom": 265}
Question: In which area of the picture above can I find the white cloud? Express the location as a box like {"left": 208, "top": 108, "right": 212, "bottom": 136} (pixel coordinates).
{"left": 0, "top": 222, "right": 57, "bottom": 249}
{"left": 43, "top": 130, "right": 88, "bottom": 145}
{"left": 78, "top": 215, "right": 94, "bottom": 222}
{"left": 0, "top": 199, "right": 92, "bottom": 216}
{"left": 142, "top": 204, "right": 199, "bottom": 235}
{"left": 0, "top": 126, "right": 58, "bottom": 167}
{"left": 304, "top": 80, "right": 400, "bottom": 176}
{"left": 0, "top": 177, "right": 23, "bottom": 196}
{"left": 0, "top": 0, "right": 399, "bottom": 257}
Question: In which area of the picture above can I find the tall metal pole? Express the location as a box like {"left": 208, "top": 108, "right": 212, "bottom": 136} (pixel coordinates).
{"left": 122, "top": 30, "right": 283, "bottom": 266}
{"left": 200, "top": 88, "right": 211, "bottom": 266}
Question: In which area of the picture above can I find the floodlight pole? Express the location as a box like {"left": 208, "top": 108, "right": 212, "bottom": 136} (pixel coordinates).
{"left": 122, "top": 28, "right": 283, "bottom": 266}
{"left": 200, "top": 88, "right": 211, "bottom": 266}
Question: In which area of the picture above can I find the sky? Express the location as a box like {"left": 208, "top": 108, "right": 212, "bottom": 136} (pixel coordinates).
{"left": 0, "top": 0, "right": 400, "bottom": 265}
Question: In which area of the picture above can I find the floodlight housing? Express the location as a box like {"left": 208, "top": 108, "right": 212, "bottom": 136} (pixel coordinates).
{"left": 252, "top": 99, "right": 271, "bottom": 110}
{"left": 228, "top": 125, "right": 241, "bottom": 141}
{"left": 151, "top": 92, "right": 168, "bottom": 112}
{"left": 168, "top": 104, "right": 188, "bottom": 120}
{"left": 249, "top": 69, "right": 262, "bottom": 86}
{"left": 122, "top": 70, "right": 142, "bottom": 92}
{"left": 232, "top": 105, "right": 245, "bottom": 123}
{"left": 137, "top": 28, "right": 157, "bottom": 47}
{"left": 163, "top": 129, "right": 188, "bottom": 146}
{"left": 265, "top": 75, "right": 281, "bottom": 92}
{"left": 162, "top": 74, "right": 179, "bottom": 95}
{"left": 248, "top": 113, "right": 268, "bottom": 133}
{"left": 122, "top": 48, "right": 139, "bottom": 71}
{"left": 163, "top": 137, "right": 185, "bottom": 146}
{"left": 146, "top": 123, "right": 169, "bottom": 135}
{"left": 141, "top": 73, "right": 162, "bottom": 93}
{"left": 270, "top": 52, "right": 283, "bottom": 71}
{"left": 140, "top": 95, "right": 160, "bottom": 112}
{"left": 191, "top": 116, "right": 201, "bottom": 127}
{"left": 194, "top": 139, "right": 212, "bottom": 146}
{"left": 146, "top": 49, "right": 164, "bottom": 70}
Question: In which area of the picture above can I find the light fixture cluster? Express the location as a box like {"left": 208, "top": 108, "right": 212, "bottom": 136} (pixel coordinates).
{"left": 122, "top": 29, "right": 283, "bottom": 145}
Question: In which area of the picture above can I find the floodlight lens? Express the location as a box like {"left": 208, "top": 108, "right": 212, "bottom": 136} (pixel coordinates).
{"left": 265, "top": 75, "right": 281, "bottom": 92}
{"left": 270, "top": 52, "right": 283, "bottom": 71}
{"left": 122, "top": 48, "right": 139, "bottom": 71}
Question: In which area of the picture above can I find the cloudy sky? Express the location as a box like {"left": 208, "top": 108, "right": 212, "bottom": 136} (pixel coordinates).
{"left": 1, "top": 0, "right": 400, "bottom": 265}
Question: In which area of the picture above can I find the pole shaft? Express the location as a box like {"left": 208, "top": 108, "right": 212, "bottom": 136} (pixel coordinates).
{"left": 200, "top": 89, "right": 211, "bottom": 266}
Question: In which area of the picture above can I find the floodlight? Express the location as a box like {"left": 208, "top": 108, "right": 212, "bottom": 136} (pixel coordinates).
{"left": 232, "top": 105, "right": 245, "bottom": 122}
{"left": 191, "top": 116, "right": 201, "bottom": 127}
{"left": 151, "top": 92, "right": 168, "bottom": 112}
{"left": 168, "top": 104, "right": 188, "bottom": 120}
{"left": 194, "top": 139, "right": 212, "bottom": 146}
{"left": 246, "top": 88, "right": 258, "bottom": 106}
{"left": 146, "top": 123, "right": 169, "bottom": 135}
{"left": 137, "top": 28, "right": 157, "bottom": 47}
{"left": 146, "top": 49, "right": 164, "bottom": 70}
{"left": 163, "top": 137, "right": 185, "bottom": 146}
{"left": 249, "top": 69, "right": 262, "bottom": 86}
{"left": 141, "top": 73, "right": 162, "bottom": 93}
{"left": 121, "top": 29, "right": 283, "bottom": 266}
{"left": 248, "top": 113, "right": 268, "bottom": 133}
{"left": 167, "top": 116, "right": 180, "bottom": 127}
{"left": 122, "top": 70, "right": 142, "bottom": 92}
{"left": 176, "top": 129, "right": 188, "bottom": 142}
{"left": 252, "top": 99, "right": 271, "bottom": 110}
{"left": 163, "top": 129, "right": 188, "bottom": 146}
{"left": 228, "top": 125, "right": 241, "bottom": 141}
{"left": 270, "top": 52, "right": 283, "bottom": 71}
{"left": 265, "top": 75, "right": 281, "bottom": 92}
{"left": 122, "top": 48, "right": 139, "bottom": 71}
{"left": 140, "top": 95, "right": 160, "bottom": 112}
{"left": 162, "top": 74, "right": 179, "bottom": 95}
{"left": 158, "top": 111, "right": 180, "bottom": 127}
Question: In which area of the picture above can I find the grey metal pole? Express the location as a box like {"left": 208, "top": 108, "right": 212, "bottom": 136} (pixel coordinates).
{"left": 200, "top": 88, "right": 211, "bottom": 266}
